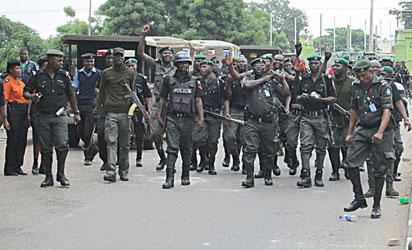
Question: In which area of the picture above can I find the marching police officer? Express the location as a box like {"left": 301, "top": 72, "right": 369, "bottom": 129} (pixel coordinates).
{"left": 157, "top": 51, "right": 204, "bottom": 189}
{"left": 193, "top": 61, "right": 225, "bottom": 175}
{"left": 343, "top": 60, "right": 395, "bottom": 219}
{"left": 24, "top": 49, "right": 81, "bottom": 187}
{"left": 73, "top": 53, "right": 101, "bottom": 166}
{"left": 328, "top": 58, "right": 354, "bottom": 181}
{"left": 191, "top": 54, "right": 206, "bottom": 77}
{"left": 296, "top": 54, "right": 337, "bottom": 188}
{"left": 138, "top": 24, "right": 176, "bottom": 171}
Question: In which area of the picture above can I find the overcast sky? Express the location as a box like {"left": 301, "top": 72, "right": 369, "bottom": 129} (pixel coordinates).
{"left": 0, "top": 0, "right": 403, "bottom": 40}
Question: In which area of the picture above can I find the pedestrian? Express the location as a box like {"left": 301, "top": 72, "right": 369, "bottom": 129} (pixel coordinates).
{"left": 19, "top": 48, "right": 37, "bottom": 84}
{"left": 95, "top": 47, "right": 135, "bottom": 182}
{"left": 343, "top": 60, "right": 395, "bottom": 219}
{"left": 327, "top": 58, "right": 354, "bottom": 181}
{"left": 24, "top": 49, "right": 81, "bottom": 187}
{"left": 2, "top": 59, "right": 29, "bottom": 176}
{"left": 138, "top": 24, "right": 176, "bottom": 171}
{"left": 73, "top": 53, "right": 101, "bottom": 166}
{"left": 158, "top": 51, "right": 204, "bottom": 189}
{"left": 239, "top": 58, "right": 281, "bottom": 187}
{"left": 193, "top": 61, "right": 225, "bottom": 175}
{"left": 296, "top": 54, "right": 337, "bottom": 188}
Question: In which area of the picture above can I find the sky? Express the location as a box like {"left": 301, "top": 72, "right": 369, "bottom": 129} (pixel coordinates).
{"left": 0, "top": 0, "right": 404, "bottom": 40}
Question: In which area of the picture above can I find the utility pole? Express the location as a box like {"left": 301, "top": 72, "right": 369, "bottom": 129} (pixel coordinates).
{"left": 333, "top": 17, "right": 336, "bottom": 52}
{"left": 319, "top": 13, "right": 323, "bottom": 54}
{"left": 349, "top": 17, "right": 352, "bottom": 52}
{"left": 270, "top": 12, "right": 273, "bottom": 46}
{"left": 368, "top": 0, "right": 374, "bottom": 52}
{"left": 374, "top": 25, "right": 378, "bottom": 52}
{"left": 88, "top": 0, "right": 92, "bottom": 35}
{"left": 364, "top": 20, "right": 367, "bottom": 51}
{"left": 294, "top": 17, "right": 297, "bottom": 44}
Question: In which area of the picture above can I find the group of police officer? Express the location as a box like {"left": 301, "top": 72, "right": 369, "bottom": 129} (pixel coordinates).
{"left": 1, "top": 23, "right": 411, "bottom": 220}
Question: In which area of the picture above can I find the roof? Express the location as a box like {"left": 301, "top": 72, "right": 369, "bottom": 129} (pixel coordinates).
{"left": 61, "top": 35, "right": 141, "bottom": 44}
{"left": 190, "top": 40, "right": 239, "bottom": 50}
{"left": 240, "top": 45, "right": 282, "bottom": 52}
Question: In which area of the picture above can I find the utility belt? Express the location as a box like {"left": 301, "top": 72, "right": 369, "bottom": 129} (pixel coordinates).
{"left": 169, "top": 112, "right": 194, "bottom": 118}
{"left": 302, "top": 109, "right": 327, "bottom": 117}
{"left": 245, "top": 113, "right": 274, "bottom": 123}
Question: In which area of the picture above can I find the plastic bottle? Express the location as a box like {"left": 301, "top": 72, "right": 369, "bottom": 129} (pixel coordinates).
{"left": 339, "top": 215, "right": 358, "bottom": 222}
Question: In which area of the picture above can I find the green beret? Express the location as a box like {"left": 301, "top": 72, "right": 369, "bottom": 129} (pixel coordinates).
{"left": 194, "top": 54, "right": 206, "bottom": 60}
{"left": 260, "top": 53, "right": 273, "bottom": 60}
{"left": 81, "top": 53, "right": 96, "bottom": 59}
{"left": 381, "top": 66, "right": 394, "bottom": 75}
{"left": 352, "top": 60, "right": 371, "bottom": 72}
{"left": 342, "top": 54, "right": 350, "bottom": 60}
{"left": 334, "top": 58, "right": 350, "bottom": 67}
{"left": 125, "top": 58, "right": 138, "bottom": 64}
{"left": 200, "top": 60, "right": 214, "bottom": 67}
{"left": 307, "top": 54, "right": 322, "bottom": 61}
{"left": 250, "top": 58, "right": 266, "bottom": 66}
{"left": 368, "top": 56, "right": 377, "bottom": 60}
{"left": 113, "top": 47, "right": 124, "bottom": 55}
{"left": 46, "top": 49, "right": 64, "bottom": 57}
{"left": 159, "top": 47, "right": 174, "bottom": 54}
{"left": 37, "top": 56, "right": 47, "bottom": 65}
{"left": 380, "top": 57, "right": 394, "bottom": 63}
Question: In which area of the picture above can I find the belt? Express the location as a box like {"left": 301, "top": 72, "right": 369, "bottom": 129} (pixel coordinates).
{"left": 291, "top": 109, "right": 302, "bottom": 116}
{"left": 247, "top": 114, "right": 273, "bottom": 123}
{"left": 303, "top": 109, "right": 326, "bottom": 116}
{"left": 170, "top": 112, "right": 194, "bottom": 118}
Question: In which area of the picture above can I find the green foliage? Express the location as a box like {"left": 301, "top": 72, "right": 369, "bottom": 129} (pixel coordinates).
{"left": 63, "top": 6, "right": 76, "bottom": 18}
{"left": 312, "top": 27, "right": 369, "bottom": 53}
{"left": 390, "top": 1, "right": 412, "bottom": 29}
{"left": 0, "top": 15, "right": 48, "bottom": 72}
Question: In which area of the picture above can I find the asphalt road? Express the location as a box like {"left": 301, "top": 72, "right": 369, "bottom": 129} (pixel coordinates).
{"left": 0, "top": 127, "right": 411, "bottom": 250}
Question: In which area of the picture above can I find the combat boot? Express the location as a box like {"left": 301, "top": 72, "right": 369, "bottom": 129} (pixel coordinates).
{"left": 222, "top": 153, "right": 230, "bottom": 167}
{"left": 163, "top": 155, "right": 177, "bottom": 189}
{"left": 181, "top": 166, "right": 191, "bottom": 186}
{"left": 264, "top": 167, "right": 273, "bottom": 186}
{"left": 344, "top": 168, "right": 368, "bottom": 212}
{"left": 242, "top": 158, "right": 254, "bottom": 188}
{"left": 297, "top": 169, "right": 312, "bottom": 188}
{"left": 328, "top": 148, "right": 340, "bottom": 181}
{"left": 41, "top": 175, "right": 54, "bottom": 187}
{"left": 393, "top": 156, "right": 401, "bottom": 182}
{"left": 208, "top": 147, "right": 218, "bottom": 175}
{"left": 314, "top": 169, "right": 324, "bottom": 187}
{"left": 231, "top": 155, "right": 240, "bottom": 172}
{"left": 32, "top": 160, "right": 39, "bottom": 175}
{"left": 197, "top": 146, "right": 208, "bottom": 172}
{"left": 189, "top": 151, "right": 198, "bottom": 171}
{"left": 385, "top": 179, "right": 399, "bottom": 197}
{"left": 364, "top": 161, "right": 375, "bottom": 198}
{"left": 371, "top": 177, "right": 384, "bottom": 219}
{"left": 272, "top": 155, "right": 281, "bottom": 176}
{"left": 254, "top": 170, "right": 264, "bottom": 178}
{"left": 155, "top": 149, "right": 167, "bottom": 171}
{"left": 287, "top": 147, "right": 299, "bottom": 176}
{"left": 56, "top": 150, "right": 70, "bottom": 187}
{"left": 40, "top": 153, "right": 53, "bottom": 187}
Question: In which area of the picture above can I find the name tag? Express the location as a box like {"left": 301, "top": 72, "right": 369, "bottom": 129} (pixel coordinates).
{"left": 173, "top": 88, "right": 192, "bottom": 94}
{"left": 369, "top": 103, "right": 377, "bottom": 112}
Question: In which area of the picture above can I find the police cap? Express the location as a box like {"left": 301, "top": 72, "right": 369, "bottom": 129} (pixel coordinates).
{"left": 46, "top": 49, "right": 64, "bottom": 57}
{"left": 113, "top": 47, "right": 125, "bottom": 55}
{"left": 200, "top": 61, "right": 214, "bottom": 67}
{"left": 381, "top": 66, "right": 394, "bottom": 75}
{"left": 250, "top": 58, "right": 266, "bottom": 66}
{"left": 260, "top": 54, "right": 273, "bottom": 60}
{"left": 334, "top": 58, "right": 350, "bottom": 67}
{"left": 159, "top": 47, "right": 174, "bottom": 54}
{"left": 81, "top": 53, "right": 96, "bottom": 59}
{"left": 307, "top": 54, "right": 322, "bottom": 61}
{"left": 352, "top": 60, "right": 371, "bottom": 72}
{"left": 194, "top": 53, "right": 206, "bottom": 60}
{"left": 380, "top": 57, "right": 395, "bottom": 63}
{"left": 125, "top": 58, "right": 138, "bottom": 64}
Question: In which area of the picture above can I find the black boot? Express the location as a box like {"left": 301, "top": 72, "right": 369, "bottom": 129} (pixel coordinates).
{"left": 181, "top": 166, "right": 191, "bottom": 186}
{"left": 297, "top": 169, "right": 312, "bottom": 188}
{"left": 242, "top": 170, "right": 254, "bottom": 188}
{"left": 264, "top": 165, "right": 273, "bottom": 186}
{"left": 328, "top": 148, "right": 340, "bottom": 181}
{"left": 272, "top": 155, "right": 281, "bottom": 176}
{"left": 222, "top": 153, "right": 230, "bottom": 167}
{"left": 40, "top": 153, "right": 53, "bottom": 187}
{"left": 393, "top": 156, "right": 401, "bottom": 182}
{"left": 314, "top": 169, "right": 324, "bottom": 187}
{"left": 163, "top": 154, "right": 177, "bottom": 189}
{"left": 56, "top": 151, "right": 70, "bottom": 187}
{"left": 371, "top": 177, "right": 384, "bottom": 219}
{"left": 231, "top": 154, "right": 240, "bottom": 172}
{"left": 156, "top": 149, "right": 166, "bottom": 171}
{"left": 287, "top": 147, "right": 299, "bottom": 176}
{"left": 32, "top": 160, "right": 39, "bottom": 175}
{"left": 189, "top": 150, "right": 198, "bottom": 171}
{"left": 254, "top": 170, "right": 264, "bottom": 178}
{"left": 344, "top": 168, "right": 367, "bottom": 212}
{"left": 41, "top": 174, "right": 54, "bottom": 187}
{"left": 38, "top": 162, "right": 45, "bottom": 175}
{"left": 197, "top": 146, "right": 208, "bottom": 172}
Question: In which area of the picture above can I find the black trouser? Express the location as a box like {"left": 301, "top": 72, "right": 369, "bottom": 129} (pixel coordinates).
{"left": 4, "top": 104, "right": 29, "bottom": 173}
{"left": 78, "top": 102, "right": 97, "bottom": 161}
{"left": 96, "top": 113, "right": 107, "bottom": 164}
{"left": 133, "top": 112, "right": 146, "bottom": 161}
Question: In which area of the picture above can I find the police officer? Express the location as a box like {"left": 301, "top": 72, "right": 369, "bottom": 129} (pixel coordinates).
{"left": 138, "top": 24, "right": 176, "bottom": 171}
{"left": 127, "top": 58, "right": 152, "bottom": 168}
{"left": 158, "top": 51, "right": 204, "bottom": 189}
{"left": 191, "top": 54, "right": 206, "bottom": 77}
{"left": 344, "top": 60, "right": 395, "bottom": 219}
{"left": 95, "top": 47, "right": 135, "bottom": 182}
{"left": 379, "top": 57, "right": 395, "bottom": 69}
{"left": 240, "top": 58, "right": 281, "bottom": 188}
{"left": 193, "top": 61, "right": 225, "bottom": 175}
{"left": 327, "top": 58, "right": 354, "bottom": 181}
{"left": 73, "top": 53, "right": 101, "bottom": 166}
{"left": 223, "top": 55, "right": 250, "bottom": 173}
{"left": 296, "top": 54, "right": 337, "bottom": 188}
{"left": 0, "top": 79, "right": 5, "bottom": 128}
{"left": 24, "top": 49, "right": 81, "bottom": 187}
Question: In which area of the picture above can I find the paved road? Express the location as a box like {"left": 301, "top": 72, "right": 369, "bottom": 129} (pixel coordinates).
{"left": 0, "top": 127, "right": 411, "bottom": 250}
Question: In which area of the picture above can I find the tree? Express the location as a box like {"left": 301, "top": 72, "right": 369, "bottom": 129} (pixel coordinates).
{"left": 312, "top": 27, "right": 369, "bottom": 53}
{"left": 390, "top": 1, "right": 412, "bottom": 29}
{"left": 0, "top": 16, "right": 48, "bottom": 71}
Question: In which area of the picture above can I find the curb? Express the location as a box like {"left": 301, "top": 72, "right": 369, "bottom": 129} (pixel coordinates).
{"left": 406, "top": 184, "right": 412, "bottom": 249}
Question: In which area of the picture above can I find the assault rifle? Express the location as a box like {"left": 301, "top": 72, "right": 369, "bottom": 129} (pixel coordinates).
{"left": 204, "top": 110, "right": 245, "bottom": 126}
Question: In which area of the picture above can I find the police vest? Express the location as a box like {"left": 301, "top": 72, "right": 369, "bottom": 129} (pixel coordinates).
{"left": 168, "top": 76, "right": 197, "bottom": 115}
{"left": 77, "top": 70, "right": 100, "bottom": 101}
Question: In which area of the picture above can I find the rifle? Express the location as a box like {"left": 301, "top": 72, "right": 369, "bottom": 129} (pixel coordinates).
{"left": 284, "top": 111, "right": 302, "bottom": 134}
{"left": 204, "top": 110, "right": 245, "bottom": 126}
{"left": 326, "top": 108, "right": 336, "bottom": 145}
{"left": 332, "top": 103, "right": 350, "bottom": 119}
{"left": 119, "top": 78, "right": 153, "bottom": 131}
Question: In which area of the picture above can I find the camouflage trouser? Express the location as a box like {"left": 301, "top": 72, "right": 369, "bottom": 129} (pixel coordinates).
{"left": 348, "top": 127, "right": 394, "bottom": 179}
{"left": 222, "top": 108, "right": 245, "bottom": 156}
{"left": 150, "top": 101, "right": 165, "bottom": 151}
{"left": 299, "top": 114, "right": 328, "bottom": 170}
{"left": 243, "top": 120, "right": 276, "bottom": 174}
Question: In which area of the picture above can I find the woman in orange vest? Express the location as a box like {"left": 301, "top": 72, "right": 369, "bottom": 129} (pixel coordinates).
{"left": 2, "top": 59, "right": 29, "bottom": 176}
